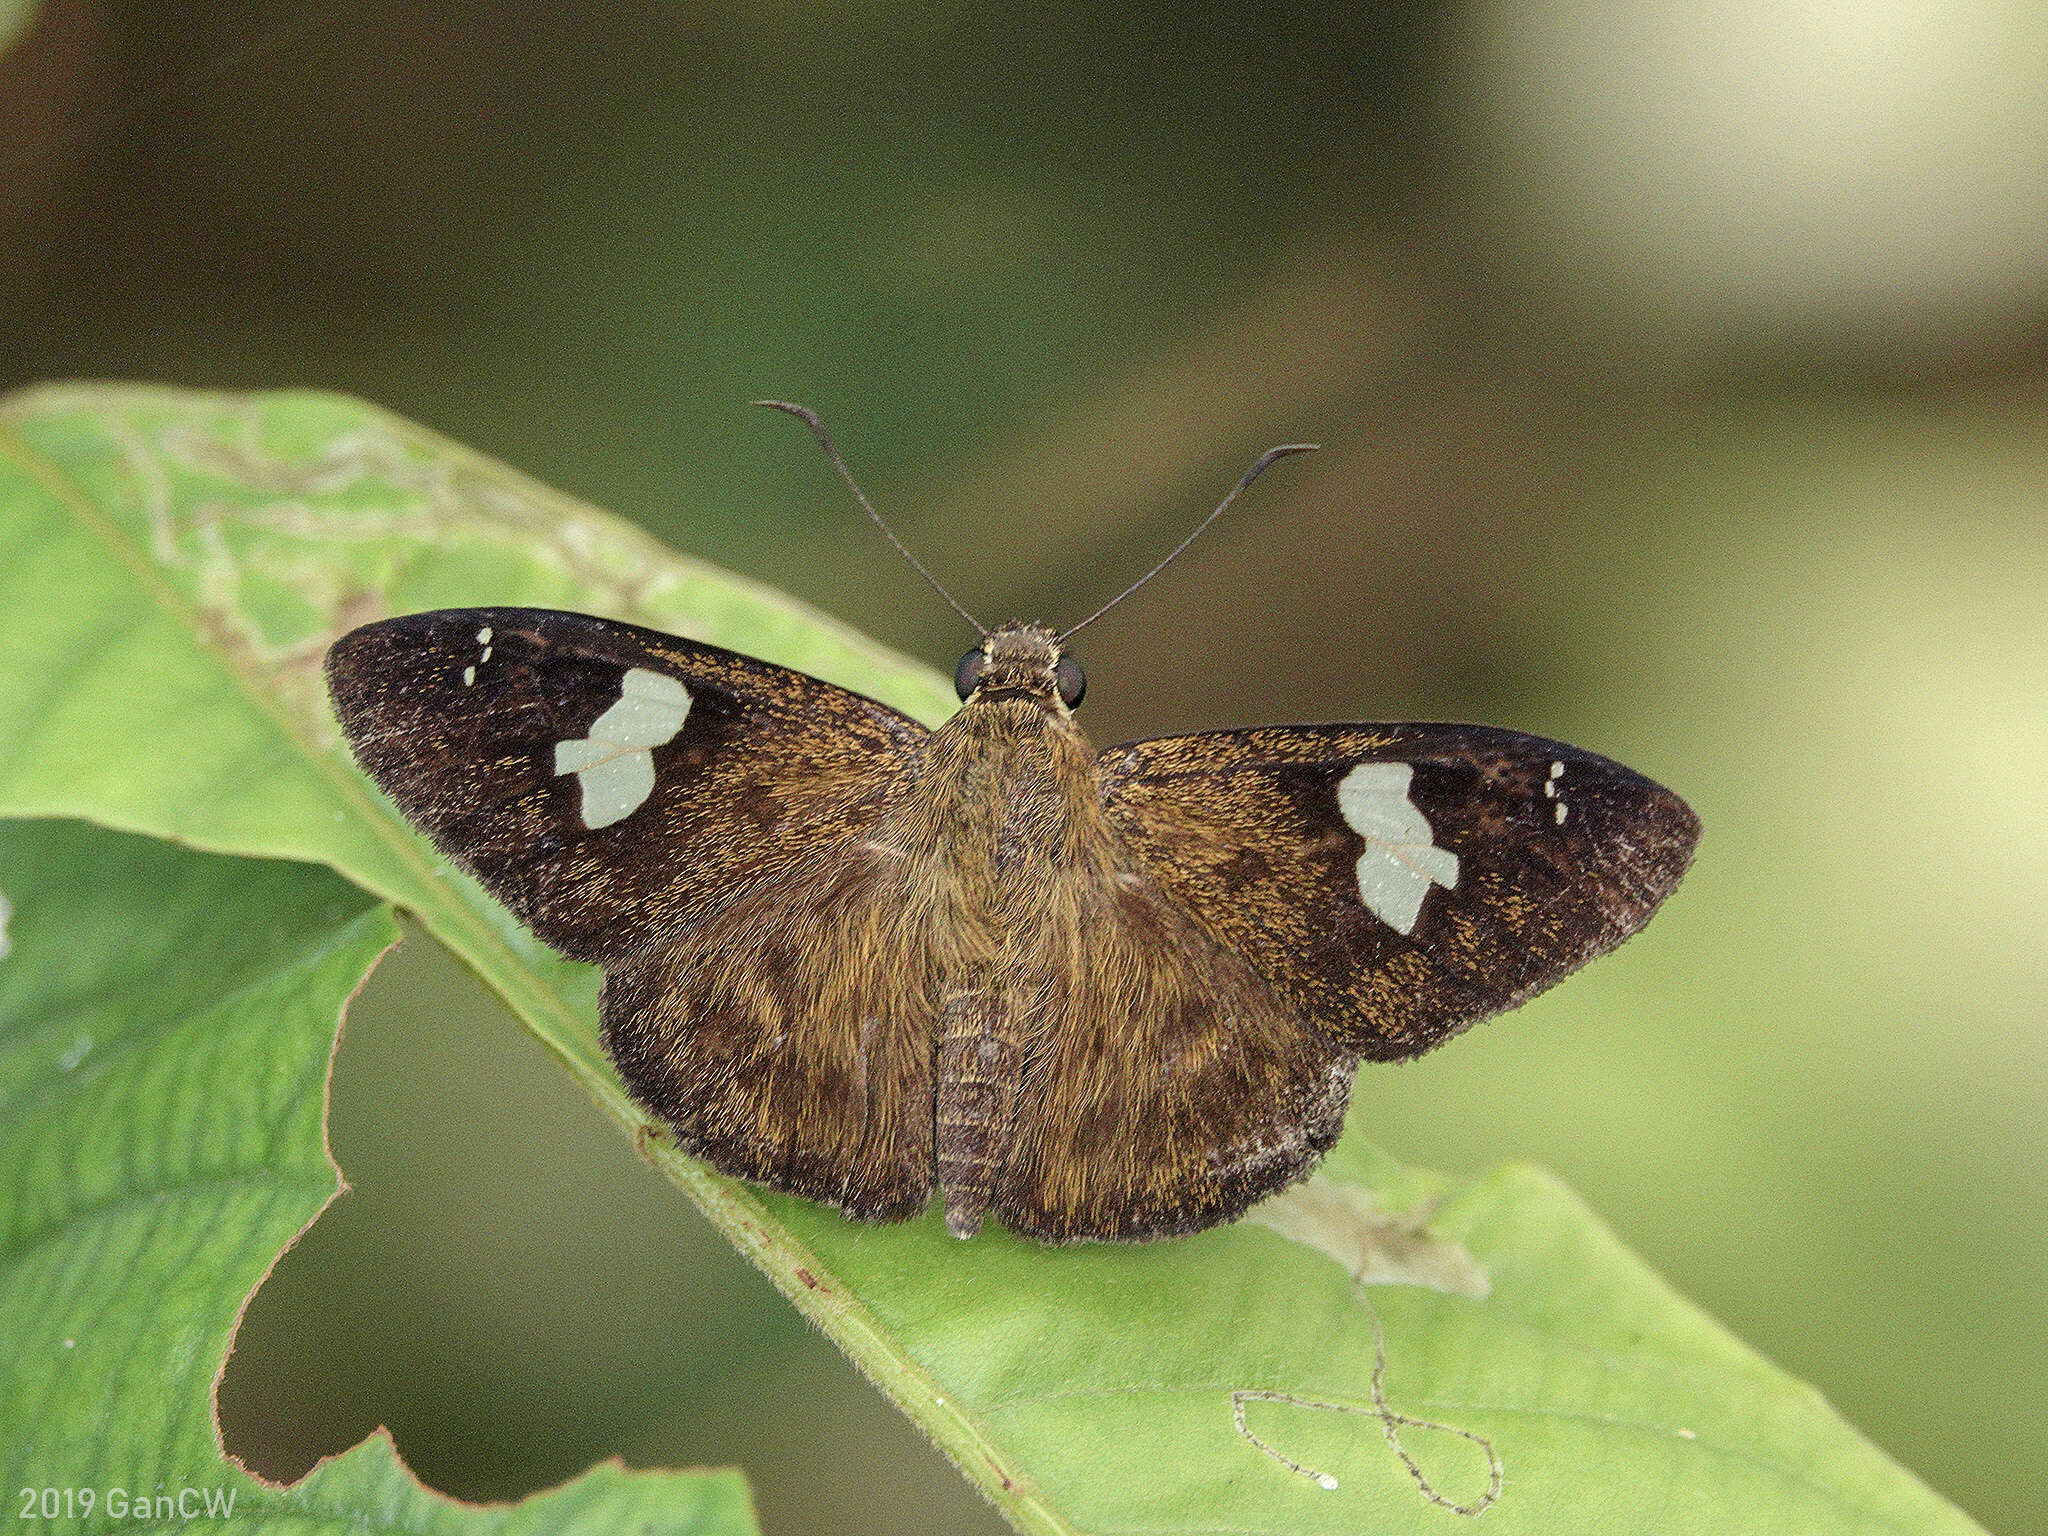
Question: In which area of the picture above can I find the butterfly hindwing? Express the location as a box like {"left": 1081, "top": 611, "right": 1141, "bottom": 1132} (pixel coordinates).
{"left": 1096, "top": 724, "right": 1700, "bottom": 1059}
{"left": 601, "top": 845, "right": 939, "bottom": 1221}
{"left": 325, "top": 606, "right": 927, "bottom": 964}
{"left": 987, "top": 865, "right": 1358, "bottom": 1242}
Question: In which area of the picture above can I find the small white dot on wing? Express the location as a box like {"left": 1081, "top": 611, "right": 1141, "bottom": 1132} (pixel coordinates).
{"left": 1546, "top": 764, "right": 1570, "bottom": 821}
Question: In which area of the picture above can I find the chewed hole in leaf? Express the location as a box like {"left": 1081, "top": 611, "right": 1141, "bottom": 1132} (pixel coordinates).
{"left": 217, "top": 923, "right": 1004, "bottom": 1534}
{"left": 0, "top": 818, "right": 757, "bottom": 1534}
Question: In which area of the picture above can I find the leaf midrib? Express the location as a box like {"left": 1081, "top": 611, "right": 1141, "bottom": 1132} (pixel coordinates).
{"left": 0, "top": 407, "right": 1068, "bottom": 1536}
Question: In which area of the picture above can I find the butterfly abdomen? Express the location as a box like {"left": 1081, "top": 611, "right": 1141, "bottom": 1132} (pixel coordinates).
{"left": 934, "top": 983, "right": 1024, "bottom": 1239}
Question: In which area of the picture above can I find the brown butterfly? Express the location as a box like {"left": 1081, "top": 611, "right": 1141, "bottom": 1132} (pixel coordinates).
{"left": 325, "top": 406, "right": 1698, "bottom": 1243}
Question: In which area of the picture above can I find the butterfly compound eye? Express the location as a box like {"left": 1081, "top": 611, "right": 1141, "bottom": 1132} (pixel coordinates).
{"left": 1055, "top": 653, "right": 1086, "bottom": 709}
{"left": 954, "top": 646, "right": 988, "bottom": 701}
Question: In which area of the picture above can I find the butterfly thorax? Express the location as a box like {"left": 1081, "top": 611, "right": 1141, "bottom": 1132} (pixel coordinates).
{"left": 904, "top": 691, "right": 1108, "bottom": 911}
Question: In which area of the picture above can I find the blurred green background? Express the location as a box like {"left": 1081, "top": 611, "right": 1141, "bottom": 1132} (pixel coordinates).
{"left": 4, "top": 2, "right": 2045, "bottom": 1532}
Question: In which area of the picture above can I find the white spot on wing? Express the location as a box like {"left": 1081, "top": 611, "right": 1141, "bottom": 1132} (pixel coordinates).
{"left": 587, "top": 668, "right": 692, "bottom": 747}
{"left": 553, "top": 667, "right": 691, "bottom": 828}
{"left": 1337, "top": 762, "right": 1458, "bottom": 935}
{"left": 572, "top": 751, "right": 657, "bottom": 829}
{"left": 462, "top": 665, "right": 476, "bottom": 687}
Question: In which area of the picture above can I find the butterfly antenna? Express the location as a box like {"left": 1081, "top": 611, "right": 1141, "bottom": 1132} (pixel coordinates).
{"left": 752, "top": 400, "right": 989, "bottom": 637}
{"left": 1057, "top": 441, "right": 1319, "bottom": 642}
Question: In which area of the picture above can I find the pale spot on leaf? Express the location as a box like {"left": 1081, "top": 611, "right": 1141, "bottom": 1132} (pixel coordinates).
{"left": 1246, "top": 1174, "right": 1490, "bottom": 1297}
{"left": 1238, "top": 1178, "right": 1501, "bottom": 1515}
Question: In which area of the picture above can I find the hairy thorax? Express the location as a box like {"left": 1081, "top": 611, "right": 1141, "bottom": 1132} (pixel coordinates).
{"left": 906, "top": 696, "right": 1106, "bottom": 930}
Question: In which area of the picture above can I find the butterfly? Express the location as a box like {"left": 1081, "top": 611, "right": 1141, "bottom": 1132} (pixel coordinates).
{"left": 324, "top": 407, "right": 1699, "bottom": 1243}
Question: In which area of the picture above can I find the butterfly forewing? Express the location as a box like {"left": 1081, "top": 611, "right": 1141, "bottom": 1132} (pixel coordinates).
{"left": 325, "top": 607, "right": 927, "bottom": 963}
{"left": 1096, "top": 724, "right": 1700, "bottom": 1059}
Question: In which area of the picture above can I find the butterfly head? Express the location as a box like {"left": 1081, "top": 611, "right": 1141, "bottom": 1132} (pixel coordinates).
{"left": 954, "top": 622, "right": 1086, "bottom": 712}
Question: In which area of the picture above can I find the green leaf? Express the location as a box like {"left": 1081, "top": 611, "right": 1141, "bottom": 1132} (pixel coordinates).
{"left": 0, "top": 816, "right": 756, "bottom": 1533}
{"left": 0, "top": 0, "right": 33, "bottom": 57}
{"left": 0, "top": 382, "right": 1986, "bottom": 1534}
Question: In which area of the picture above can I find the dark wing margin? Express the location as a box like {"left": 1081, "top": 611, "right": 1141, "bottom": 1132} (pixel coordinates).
{"left": 324, "top": 606, "right": 928, "bottom": 965}
{"left": 1096, "top": 723, "right": 1699, "bottom": 1060}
